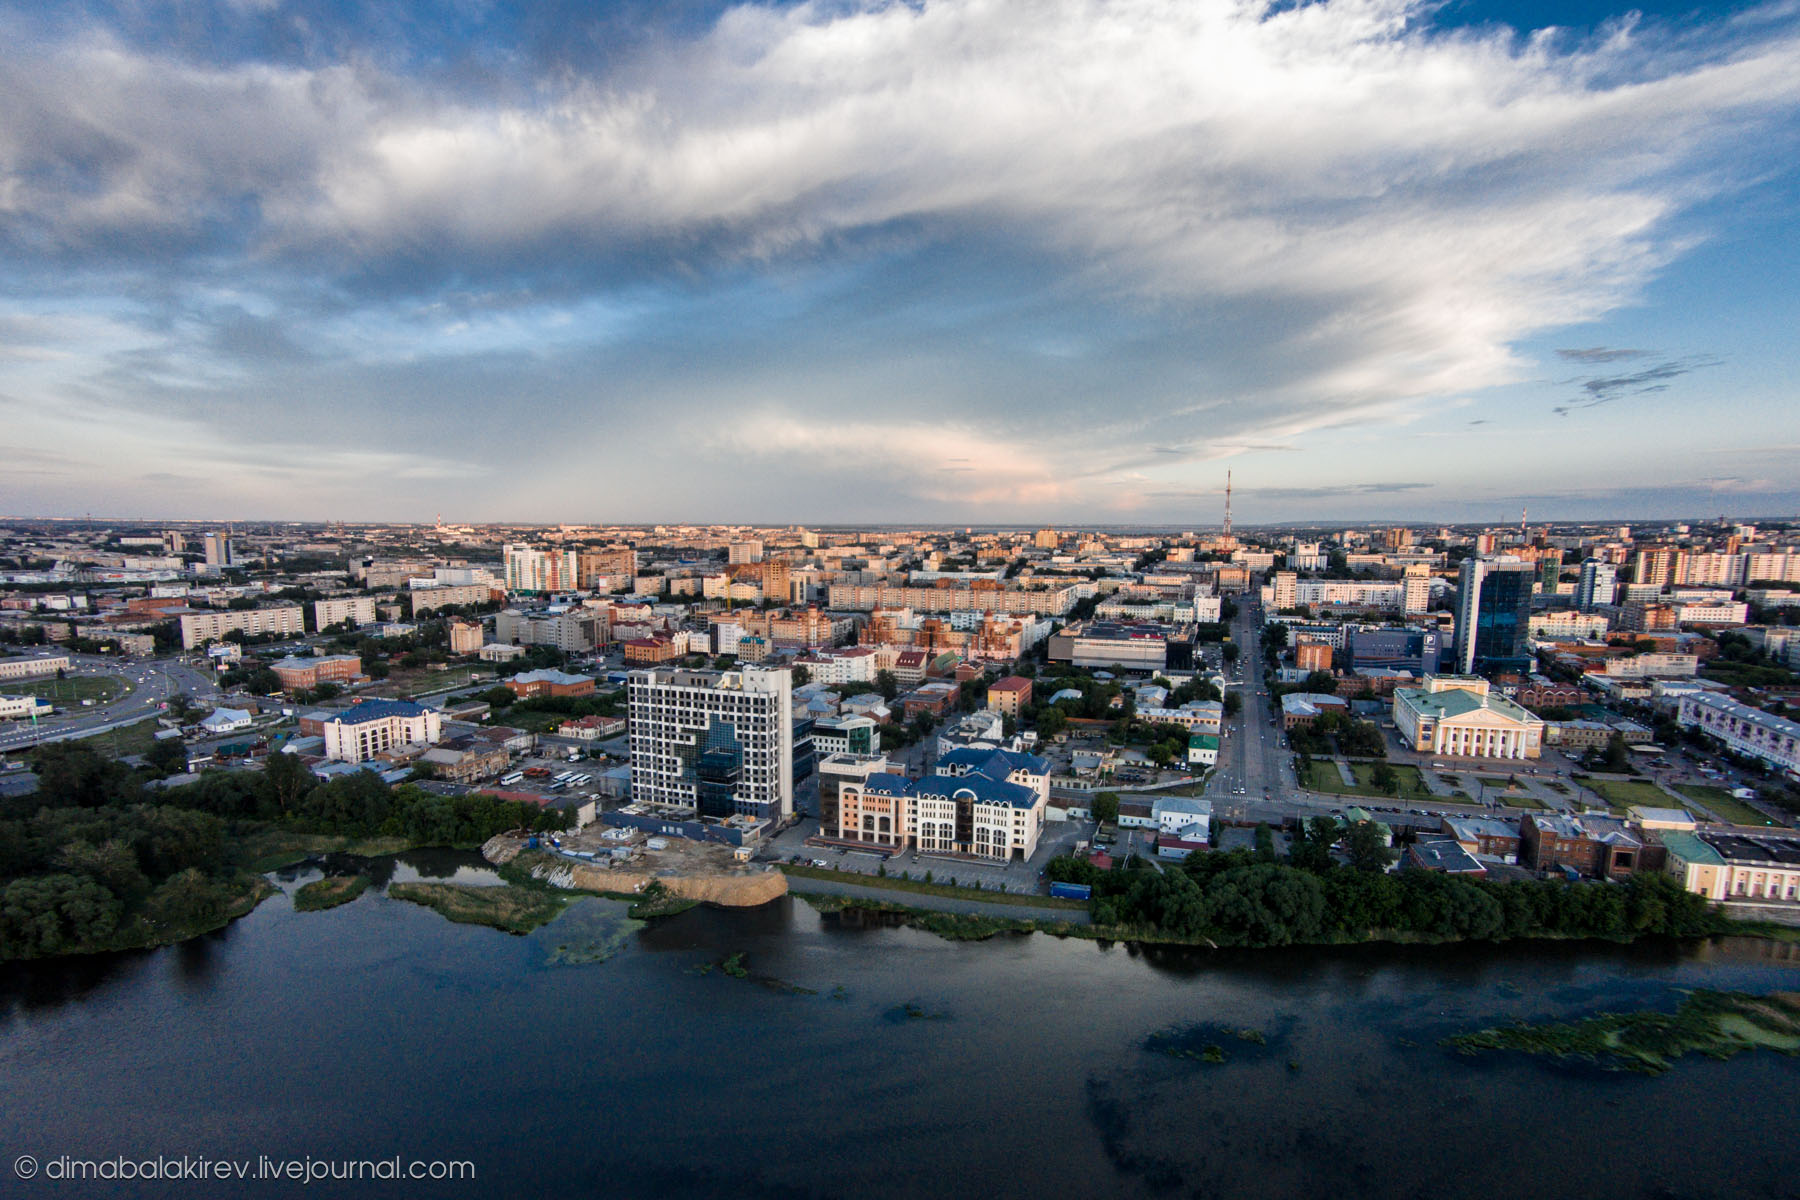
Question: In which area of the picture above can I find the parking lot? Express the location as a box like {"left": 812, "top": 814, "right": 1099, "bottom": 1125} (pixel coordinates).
{"left": 761, "top": 812, "right": 1095, "bottom": 896}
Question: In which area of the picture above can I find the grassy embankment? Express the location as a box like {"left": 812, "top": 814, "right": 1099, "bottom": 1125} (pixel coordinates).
{"left": 777, "top": 862, "right": 1088, "bottom": 910}
{"left": 293, "top": 875, "right": 371, "bottom": 912}
{"left": 234, "top": 827, "right": 418, "bottom": 873}
{"left": 1445, "top": 990, "right": 1800, "bottom": 1074}
{"left": 386, "top": 882, "right": 572, "bottom": 933}
{"left": 796, "top": 892, "right": 1090, "bottom": 941}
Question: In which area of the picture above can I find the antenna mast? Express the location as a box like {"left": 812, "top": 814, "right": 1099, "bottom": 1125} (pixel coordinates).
{"left": 1223, "top": 471, "right": 1233, "bottom": 540}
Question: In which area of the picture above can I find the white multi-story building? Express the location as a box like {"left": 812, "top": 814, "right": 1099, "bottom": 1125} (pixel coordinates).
{"left": 727, "top": 539, "right": 764, "bottom": 565}
{"left": 1673, "top": 601, "right": 1749, "bottom": 627}
{"left": 322, "top": 700, "right": 443, "bottom": 763}
{"left": 408, "top": 583, "right": 498, "bottom": 614}
{"left": 313, "top": 596, "right": 377, "bottom": 630}
{"left": 1675, "top": 692, "right": 1800, "bottom": 776}
{"left": 1576, "top": 559, "right": 1617, "bottom": 612}
{"left": 0, "top": 654, "right": 72, "bottom": 682}
{"left": 503, "top": 544, "right": 579, "bottom": 594}
{"left": 834, "top": 747, "right": 1050, "bottom": 861}
{"left": 628, "top": 666, "right": 795, "bottom": 822}
{"left": 177, "top": 606, "right": 305, "bottom": 649}
{"left": 1529, "top": 611, "right": 1610, "bottom": 639}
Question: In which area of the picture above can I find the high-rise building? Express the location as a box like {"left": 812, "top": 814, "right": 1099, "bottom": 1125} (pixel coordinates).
{"left": 1576, "top": 559, "right": 1617, "bottom": 612}
{"left": 503, "top": 543, "right": 579, "bottom": 593}
{"left": 1454, "top": 557, "right": 1535, "bottom": 675}
{"left": 628, "top": 666, "right": 795, "bottom": 822}
{"left": 203, "top": 532, "right": 234, "bottom": 568}
{"left": 727, "top": 539, "right": 764, "bottom": 565}
{"left": 1632, "top": 546, "right": 1680, "bottom": 590}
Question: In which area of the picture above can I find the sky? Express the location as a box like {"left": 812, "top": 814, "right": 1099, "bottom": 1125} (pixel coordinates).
{"left": 2, "top": 0, "right": 1798, "bottom": 528}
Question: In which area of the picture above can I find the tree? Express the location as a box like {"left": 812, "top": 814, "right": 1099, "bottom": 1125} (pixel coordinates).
{"left": 1371, "top": 762, "right": 1400, "bottom": 795}
{"left": 1345, "top": 820, "right": 1397, "bottom": 873}
{"left": 874, "top": 669, "right": 899, "bottom": 701}
{"left": 791, "top": 665, "right": 811, "bottom": 687}
{"left": 1091, "top": 792, "right": 1120, "bottom": 824}
{"left": 1253, "top": 823, "right": 1276, "bottom": 861}
{"left": 1603, "top": 731, "right": 1630, "bottom": 772}
{"left": 1036, "top": 706, "right": 1068, "bottom": 739}
{"left": 1221, "top": 643, "right": 1240, "bottom": 665}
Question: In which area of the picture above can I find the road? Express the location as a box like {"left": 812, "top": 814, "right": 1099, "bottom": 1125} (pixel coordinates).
{"left": 0, "top": 652, "right": 222, "bottom": 754}
{"left": 1206, "top": 591, "right": 1294, "bottom": 809}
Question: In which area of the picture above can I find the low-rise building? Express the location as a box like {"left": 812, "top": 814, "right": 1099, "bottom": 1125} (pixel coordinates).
{"left": 1521, "top": 813, "right": 1640, "bottom": 879}
{"left": 557, "top": 714, "right": 625, "bottom": 740}
{"left": 505, "top": 668, "right": 595, "bottom": 699}
{"left": 270, "top": 654, "right": 363, "bottom": 693}
{"left": 1280, "top": 692, "right": 1348, "bottom": 730}
{"left": 1662, "top": 831, "right": 1800, "bottom": 901}
{"left": 0, "top": 654, "right": 71, "bottom": 682}
{"left": 1392, "top": 675, "right": 1544, "bottom": 760}
{"left": 834, "top": 747, "right": 1050, "bottom": 861}
{"left": 322, "top": 700, "right": 443, "bottom": 764}
{"left": 1187, "top": 733, "right": 1219, "bottom": 767}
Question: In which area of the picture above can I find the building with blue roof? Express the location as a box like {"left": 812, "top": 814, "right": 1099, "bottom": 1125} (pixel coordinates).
{"left": 322, "top": 699, "right": 442, "bottom": 763}
{"left": 832, "top": 747, "right": 1051, "bottom": 861}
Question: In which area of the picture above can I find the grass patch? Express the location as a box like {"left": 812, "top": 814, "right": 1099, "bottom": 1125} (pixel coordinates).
{"left": 1582, "top": 778, "right": 1675, "bottom": 812}
{"left": 1445, "top": 990, "right": 1800, "bottom": 1075}
{"left": 1498, "top": 793, "right": 1548, "bottom": 811}
{"left": 293, "top": 875, "right": 370, "bottom": 911}
{"left": 1677, "top": 785, "right": 1780, "bottom": 827}
{"left": 386, "top": 881, "right": 570, "bottom": 934}
{"left": 92, "top": 718, "right": 164, "bottom": 759}
{"left": 777, "top": 863, "right": 1087, "bottom": 909}
{"left": 7, "top": 674, "right": 127, "bottom": 704}
{"left": 1301, "top": 760, "right": 1433, "bottom": 800}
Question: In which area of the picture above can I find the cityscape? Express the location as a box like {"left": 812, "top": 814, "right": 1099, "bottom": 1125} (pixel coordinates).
{"left": 5, "top": 0, "right": 1800, "bottom": 1197}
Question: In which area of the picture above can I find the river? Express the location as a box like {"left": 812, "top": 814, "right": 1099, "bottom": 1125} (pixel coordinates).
{"left": 3, "top": 853, "right": 1798, "bottom": 1199}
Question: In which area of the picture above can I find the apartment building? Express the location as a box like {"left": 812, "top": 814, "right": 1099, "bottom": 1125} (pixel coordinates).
{"left": 177, "top": 606, "right": 305, "bottom": 649}
{"left": 312, "top": 596, "right": 377, "bottom": 630}
{"left": 503, "top": 544, "right": 580, "bottom": 594}
{"left": 627, "top": 666, "right": 795, "bottom": 822}
{"left": 577, "top": 546, "right": 637, "bottom": 589}
{"left": 1675, "top": 692, "right": 1800, "bottom": 775}
{"left": 985, "top": 675, "right": 1032, "bottom": 717}
{"left": 409, "top": 583, "right": 501, "bottom": 614}
{"left": 447, "top": 620, "right": 485, "bottom": 655}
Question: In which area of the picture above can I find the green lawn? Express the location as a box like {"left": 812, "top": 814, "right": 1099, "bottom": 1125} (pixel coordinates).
{"left": 777, "top": 863, "right": 1088, "bottom": 909}
{"left": 1301, "top": 760, "right": 1433, "bottom": 800}
{"left": 1677, "top": 785, "right": 1781, "bottom": 827}
{"left": 1497, "top": 793, "right": 1548, "bottom": 811}
{"left": 1581, "top": 778, "right": 1676, "bottom": 813}
{"left": 7, "top": 673, "right": 127, "bottom": 705}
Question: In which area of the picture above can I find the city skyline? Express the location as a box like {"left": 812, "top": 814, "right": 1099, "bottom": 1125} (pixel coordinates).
{"left": 4, "top": 0, "right": 1799, "bottom": 523}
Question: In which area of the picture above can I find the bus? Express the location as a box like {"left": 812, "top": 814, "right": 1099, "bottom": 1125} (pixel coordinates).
{"left": 499, "top": 772, "right": 524, "bottom": 786}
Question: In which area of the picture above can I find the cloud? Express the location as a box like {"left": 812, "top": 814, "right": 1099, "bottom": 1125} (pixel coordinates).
{"left": 1555, "top": 346, "right": 1649, "bottom": 362}
{"left": 1552, "top": 352, "right": 1722, "bottom": 413}
{"left": 1, "top": 0, "right": 1798, "bottom": 518}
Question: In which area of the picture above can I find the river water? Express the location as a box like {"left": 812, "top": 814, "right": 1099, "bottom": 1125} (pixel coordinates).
{"left": 3, "top": 853, "right": 1798, "bottom": 1199}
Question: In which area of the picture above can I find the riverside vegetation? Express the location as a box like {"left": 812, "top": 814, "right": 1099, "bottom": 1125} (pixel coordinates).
{"left": 1446, "top": 990, "right": 1800, "bottom": 1074}
{"left": 1044, "top": 816, "right": 1722, "bottom": 948}
{"left": 0, "top": 742, "right": 569, "bottom": 960}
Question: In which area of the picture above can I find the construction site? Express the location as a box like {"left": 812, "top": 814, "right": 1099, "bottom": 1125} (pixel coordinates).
{"left": 483, "top": 828, "right": 788, "bottom": 907}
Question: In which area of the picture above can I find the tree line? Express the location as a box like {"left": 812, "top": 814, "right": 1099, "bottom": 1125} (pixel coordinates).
{"left": 1046, "top": 824, "right": 1716, "bottom": 948}
{"left": 0, "top": 743, "right": 566, "bottom": 960}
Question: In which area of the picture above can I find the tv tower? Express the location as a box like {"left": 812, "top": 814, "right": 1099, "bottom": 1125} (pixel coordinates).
{"left": 1223, "top": 471, "right": 1233, "bottom": 539}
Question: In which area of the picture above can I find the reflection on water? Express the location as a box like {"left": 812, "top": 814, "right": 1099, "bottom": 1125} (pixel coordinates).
{"left": 2, "top": 894, "right": 1798, "bottom": 1200}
